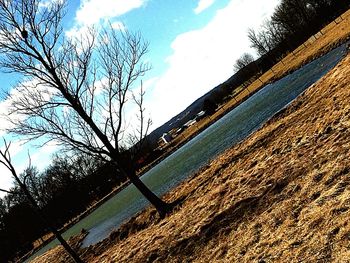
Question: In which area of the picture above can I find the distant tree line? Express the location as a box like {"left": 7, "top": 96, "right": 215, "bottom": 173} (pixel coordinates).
{"left": 233, "top": 0, "right": 350, "bottom": 74}
{"left": 248, "top": 0, "right": 350, "bottom": 57}
{"left": 0, "top": 153, "right": 127, "bottom": 262}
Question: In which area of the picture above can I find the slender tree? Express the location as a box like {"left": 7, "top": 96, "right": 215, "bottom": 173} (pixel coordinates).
{"left": 0, "top": 140, "right": 84, "bottom": 263}
{"left": 0, "top": 0, "right": 171, "bottom": 216}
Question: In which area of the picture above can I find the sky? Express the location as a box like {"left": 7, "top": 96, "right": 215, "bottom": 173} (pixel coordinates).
{"left": 0, "top": 0, "right": 281, "bottom": 196}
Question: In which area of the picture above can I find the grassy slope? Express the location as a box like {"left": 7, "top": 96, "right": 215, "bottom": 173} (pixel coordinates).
{"left": 31, "top": 10, "right": 350, "bottom": 263}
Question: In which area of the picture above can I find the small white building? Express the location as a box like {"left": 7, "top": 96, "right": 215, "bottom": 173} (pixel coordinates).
{"left": 184, "top": 119, "right": 197, "bottom": 128}
{"left": 161, "top": 133, "right": 172, "bottom": 144}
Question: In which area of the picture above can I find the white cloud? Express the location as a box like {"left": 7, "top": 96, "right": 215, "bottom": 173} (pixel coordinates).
{"left": 0, "top": 79, "right": 61, "bottom": 195}
{"left": 147, "top": 0, "right": 280, "bottom": 129}
{"left": 0, "top": 99, "right": 12, "bottom": 138}
{"left": 76, "top": 0, "right": 145, "bottom": 26}
{"left": 0, "top": 165, "right": 13, "bottom": 197}
{"left": 3, "top": 139, "right": 26, "bottom": 159}
{"left": 0, "top": 140, "right": 59, "bottom": 197}
{"left": 0, "top": 138, "right": 27, "bottom": 197}
{"left": 136, "top": 77, "right": 159, "bottom": 95}
{"left": 111, "top": 21, "right": 126, "bottom": 31}
{"left": 65, "top": 24, "right": 92, "bottom": 40}
{"left": 194, "top": 0, "right": 215, "bottom": 14}
{"left": 38, "top": 0, "right": 64, "bottom": 9}
{"left": 0, "top": 84, "right": 32, "bottom": 137}
{"left": 29, "top": 141, "right": 59, "bottom": 169}
{"left": 67, "top": 0, "right": 144, "bottom": 39}
{"left": 0, "top": 79, "right": 56, "bottom": 138}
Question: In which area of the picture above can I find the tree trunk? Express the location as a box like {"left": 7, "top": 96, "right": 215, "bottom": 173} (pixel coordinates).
{"left": 20, "top": 182, "right": 84, "bottom": 263}
{"left": 111, "top": 151, "right": 172, "bottom": 217}
{"left": 126, "top": 170, "right": 171, "bottom": 218}
{"left": 49, "top": 227, "right": 84, "bottom": 263}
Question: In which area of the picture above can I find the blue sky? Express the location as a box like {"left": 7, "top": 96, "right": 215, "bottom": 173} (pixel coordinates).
{"left": 0, "top": 0, "right": 280, "bottom": 195}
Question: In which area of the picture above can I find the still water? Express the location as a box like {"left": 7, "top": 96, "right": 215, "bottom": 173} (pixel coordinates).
{"left": 29, "top": 42, "right": 349, "bottom": 260}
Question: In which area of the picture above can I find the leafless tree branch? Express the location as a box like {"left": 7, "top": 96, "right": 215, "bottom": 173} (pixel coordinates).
{"left": 0, "top": 0, "right": 171, "bottom": 216}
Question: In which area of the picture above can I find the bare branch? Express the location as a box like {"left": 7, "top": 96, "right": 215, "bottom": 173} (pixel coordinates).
{"left": 0, "top": 0, "right": 170, "bottom": 216}
{"left": 0, "top": 136, "right": 84, "bottom": 262}
{"left": 0, "top": 188, "right": 14, "bottom": 194}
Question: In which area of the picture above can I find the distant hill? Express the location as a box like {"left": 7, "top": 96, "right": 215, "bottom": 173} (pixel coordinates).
{"left": 145, "top": 54, "right": 272, "bottom": 147}
{"left": 146, "top": 91, "right": 209, "bottom": 146}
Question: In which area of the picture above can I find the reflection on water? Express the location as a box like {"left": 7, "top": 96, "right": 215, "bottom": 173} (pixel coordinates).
{"left": 28, "top": 42, "right": 348, "bottom": 260}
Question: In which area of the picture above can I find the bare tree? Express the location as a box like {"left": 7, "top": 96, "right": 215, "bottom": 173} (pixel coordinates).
{"left": 0, "top": 0, "right": 171, "bottom": 216}
{"left": 261, "top": 19, "right": 286, "bottom": 48}
{"left": 247, "top": 28, "right": 270, "bottom": 56}
{"left": 0, "top": 140, "right": 84, "bottom": 263}
{"left": 233, "top": 52, "right": 255, "bottom": 72}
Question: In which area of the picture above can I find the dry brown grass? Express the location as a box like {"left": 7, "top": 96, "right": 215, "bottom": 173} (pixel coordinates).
{"left": 86, "top": 50, "right": 349, "bottom": 263}
{"left": 30, "top": 9, "right": 350, "bottom": 263}
{"left": 33, "top": 45, "right": 350, "bottom": 263}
